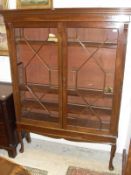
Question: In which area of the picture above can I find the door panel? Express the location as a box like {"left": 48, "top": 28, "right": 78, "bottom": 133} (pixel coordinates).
{"left": 14, "top": 27, "right": 61, "bottom": 127}
{"left": 65, "top": 25, "right": 120, "bottom": 132}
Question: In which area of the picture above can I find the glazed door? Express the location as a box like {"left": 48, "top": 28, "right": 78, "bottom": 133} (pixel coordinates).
{"left": 63, "top": 22, "right": 125, "bottom": 134}
{"left": 11, "top": 23, "right": 63, "bottom": 128}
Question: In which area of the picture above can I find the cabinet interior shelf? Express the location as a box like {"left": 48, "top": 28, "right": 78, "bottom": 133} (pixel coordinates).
{"left": 19, "top": 83, "right": 113, "bottom": 98}
{"left": 16, "top": 39, "right": 117, "bottom": 49}
{"left": 21, "top": 98, "right": 112, "bottom": 115}
{"left": 16, "top": 39, "right": 58, "bottom": 46}
{"left": 68, "top": 40, "right": 117, "bottom": 49}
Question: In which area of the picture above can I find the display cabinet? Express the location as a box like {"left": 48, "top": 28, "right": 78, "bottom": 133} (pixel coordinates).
{"left": 1, "top": 8, "right": 130, "bottom": 170}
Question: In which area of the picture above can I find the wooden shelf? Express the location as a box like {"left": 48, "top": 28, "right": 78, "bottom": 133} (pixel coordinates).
{"left": 21, "top": 98, "right": 112, "bottom": 117}
{"left": 67, "top": 103, "right": 112, "bottom": 116}
{"left": 15, "top": 38, "right": 117, "bottom": 49}
{"left": 21, "top": 98, "right": 59, "bottom": 112}
{"left": 16, "top": 39, "right": 58, "bottom": 46}
{"left": 68, "top": 40, "right": 117, "bottom": 49}
{"left": 22, "top": 111, "right": 59, "bottom": 123}
{"left": 67, "top": 116, "right": 110, "bottom": 130}
{"left": 19, "top": 83, "right": 113, "bottom": 99}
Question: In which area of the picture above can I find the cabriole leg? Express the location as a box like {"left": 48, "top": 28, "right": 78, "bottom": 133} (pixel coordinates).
{"left": 18, "top": 130, "right": 24, "bottom": 153}
{"left": 109, "top": 144, "right": 116, "bottom": 170}
{"left": 26, "top": 132, "right": 31, "bottom": 143}
{"left": 8, "top": 149, "right": 17, "bottom": 158}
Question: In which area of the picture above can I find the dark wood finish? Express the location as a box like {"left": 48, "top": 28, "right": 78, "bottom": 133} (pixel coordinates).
{"left": 0, "top": 82, "right": 18, "bottom": 157}
{"left": 1, "top": 8, "right": 130, "bottom": 169}
{"left": 0, "top": 82, "right": 31, "bottom": 157}
{"left": 122, "top": 140, "right": 131, "bottom": 175}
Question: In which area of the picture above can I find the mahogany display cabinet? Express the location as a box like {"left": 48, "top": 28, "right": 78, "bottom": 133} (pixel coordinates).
{"left": 1, "top": 8, "right": 130, "bottom": 170}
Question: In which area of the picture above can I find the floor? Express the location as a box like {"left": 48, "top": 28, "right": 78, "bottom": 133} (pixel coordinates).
{"left": 0, "top": 138, "right": 121, "bottom": 175}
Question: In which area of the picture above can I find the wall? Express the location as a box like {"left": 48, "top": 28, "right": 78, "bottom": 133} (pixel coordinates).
{"left": 1, "top": 0, "right": 131, "bottom": 153}
{"left": 0, "top": 56, "right": 11, "bottom": 82}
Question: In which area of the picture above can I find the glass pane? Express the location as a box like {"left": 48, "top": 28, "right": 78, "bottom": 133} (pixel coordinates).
{"left": 15, "top": 28, "right": 59, "bottom": 125}
{"left": 67, "top": 27, "right": 118, "bottom": 131}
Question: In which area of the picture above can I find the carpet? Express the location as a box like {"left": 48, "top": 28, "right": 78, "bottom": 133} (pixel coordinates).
{"left": 66, "top": 166, "right": 118, "bottom": 175}
{"left": 25, "top": 166, "right": 48, "bottom": 175}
